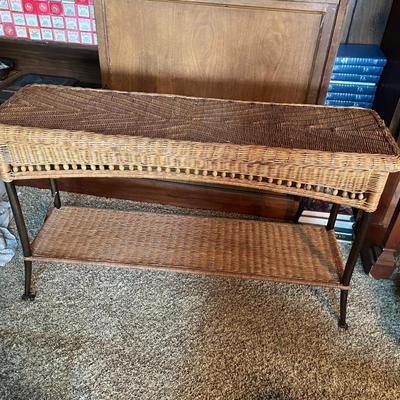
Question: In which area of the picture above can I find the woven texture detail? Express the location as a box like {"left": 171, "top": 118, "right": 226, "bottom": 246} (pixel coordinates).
{"left": 0, "top": 85, "right": 397, "bottom": 156}
{"left": 29, "top": 207, "right": 347, "bottom": 289}
{"left": 0, "top": 85, "right": 399, "bottom": 212}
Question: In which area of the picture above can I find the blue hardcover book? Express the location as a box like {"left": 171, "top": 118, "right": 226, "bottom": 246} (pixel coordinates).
{"left": 326, "top": 92, "right": 375, "bottom": 102}
{"left": 330, "top": 73, "right": 380, "bottom": 84}
{"left": 333, "top": 64, "right": 384, "bottom": 75}
{"left": 328, "top": 81, "right": 376, "bottom": 95}
{"left": 335, "top": 44, "right": 387, "bottom": 66}
{"left": 325, "top": 100, "right": 373, "bottom": 108}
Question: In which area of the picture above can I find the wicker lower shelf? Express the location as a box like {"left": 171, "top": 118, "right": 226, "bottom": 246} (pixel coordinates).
{"left": 27, "top": 206, "right": 347, "bottom": 289}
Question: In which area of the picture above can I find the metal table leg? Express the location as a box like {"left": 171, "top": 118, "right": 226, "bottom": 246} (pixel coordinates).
{"left": 327, "top": 203, "right": 340, "bottom": 231}
{"left": 294, "top": 197, "right": 306, "bottom": 223}
{"left": 5, "top": 181, "right": 35, "bottom": 300}
{"left": 339, "top": 211, "right": 371, "bottom": 329}
{"left": 49, "top": 179, "right": 61, "bottom": 209}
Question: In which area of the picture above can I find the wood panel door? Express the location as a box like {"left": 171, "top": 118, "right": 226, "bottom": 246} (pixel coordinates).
{"left": 95, "top": 0, "right": 348, "bottom": 104}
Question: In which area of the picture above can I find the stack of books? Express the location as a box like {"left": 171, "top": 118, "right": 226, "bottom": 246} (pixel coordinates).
{"left": 325, "top": 44, "right": 387, "bottom": 109}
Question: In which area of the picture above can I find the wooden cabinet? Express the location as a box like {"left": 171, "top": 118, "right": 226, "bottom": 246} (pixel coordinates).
{"left": 96, "top": 0, "right": 348, "bottom": 104}
{"left": 361, "top": 0, "right": 400, "bottom": 279}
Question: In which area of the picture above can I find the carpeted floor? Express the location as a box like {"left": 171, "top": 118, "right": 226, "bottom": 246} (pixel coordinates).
{"left": 0, "top": 187, "right": 399, "bottom": 400}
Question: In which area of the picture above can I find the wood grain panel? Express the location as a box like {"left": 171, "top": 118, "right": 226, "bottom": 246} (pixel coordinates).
{"left": 315, "top": 1, "right": 349, "bottom": 103}
{"left": 340, "top": 0, "right": 357, "bottom": 42}
{"left": 96, "top": 0, "right": 346, "bottom": 104}
{"left": 342, "top": 0, "right": 393, "bottom": 45}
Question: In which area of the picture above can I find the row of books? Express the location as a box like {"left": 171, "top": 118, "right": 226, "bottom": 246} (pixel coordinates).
{"left": 325, "top": 44, "right": 387, "bottom": 109}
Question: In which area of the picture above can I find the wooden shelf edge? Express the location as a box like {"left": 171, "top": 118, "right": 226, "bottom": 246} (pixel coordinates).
{"left": 25, "top": 254, "right": 349, "bottom": 290}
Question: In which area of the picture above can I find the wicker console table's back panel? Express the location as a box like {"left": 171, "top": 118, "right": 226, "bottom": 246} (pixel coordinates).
{"left": 0, "top": 85, "right": 399, "bottom": 212}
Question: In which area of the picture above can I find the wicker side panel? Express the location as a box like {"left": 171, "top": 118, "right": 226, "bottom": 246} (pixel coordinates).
{"left": 1, "top": 125, "right": 400, "bottom": 171}
{"left": 0, "top": 126, "right": 394, "bottom": 212}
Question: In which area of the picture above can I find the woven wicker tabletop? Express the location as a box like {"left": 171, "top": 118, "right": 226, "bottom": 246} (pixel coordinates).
{"left": 0, "top": 84, "right": 397, "bottom": 156}
{"left": 28, "top": 207, "right": 347, "bottom": 289}
{"left": 1, "top": 85, "right": 399, "bottom": 212}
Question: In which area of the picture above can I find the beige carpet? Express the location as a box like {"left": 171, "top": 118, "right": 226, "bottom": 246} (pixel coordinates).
{"left": 0, "top": 187, "right": 399, "bottom": 400}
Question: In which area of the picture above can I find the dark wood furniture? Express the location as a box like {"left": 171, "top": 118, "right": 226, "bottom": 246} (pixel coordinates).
{"left": 361, "top": 103, "right": 400, "bottom": 279}
{"left": 361, "top": 0, "right": 400, "bottom": 278}
{"left": 341, "top": 0, "right": 393, "bottom": 44}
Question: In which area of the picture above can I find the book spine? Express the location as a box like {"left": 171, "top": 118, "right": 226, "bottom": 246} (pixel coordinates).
{"left": 328, "top": 82, "right": 377, "bottom": 95}
{"left": 335, "top": 57, "right": 387, "bottom": 66}
{"left": 326, "top": 92, "right": 375, "bottom": 102}
{"left": 333, "top": 64, "right": 384, "bottom": 75}
{"left": 330, "top": 73, "right": 380, "bottom": 83}
{"left": 325, "top": 100, "right": 373, "bottom": 108}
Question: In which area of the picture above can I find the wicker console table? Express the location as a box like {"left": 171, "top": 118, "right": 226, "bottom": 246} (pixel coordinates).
{"left": 1, "top": 85, "right": 400, "bottom": 329}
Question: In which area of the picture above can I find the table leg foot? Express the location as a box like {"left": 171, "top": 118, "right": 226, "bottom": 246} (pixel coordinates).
{"left": 21, "top": 292, "right": 36, "bottom": 301}
{"left": 339, "top": 289, "right": 349, "bottom": 330}
{"left": 338, "top": 321, "right": 349, "bottom": 330}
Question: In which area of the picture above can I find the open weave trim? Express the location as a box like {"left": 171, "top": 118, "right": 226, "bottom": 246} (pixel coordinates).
{"left": 0, "top": 124, "right": 395, "bottom": 212}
